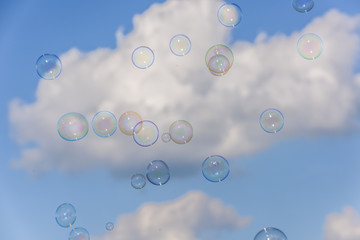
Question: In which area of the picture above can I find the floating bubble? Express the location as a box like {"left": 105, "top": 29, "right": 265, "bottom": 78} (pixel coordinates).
{"left": 92, "top": 111, "right": 117, "bottom": 137}
{"left": 161, "top": 132, "right": 171, "bottom": 143}
{"left": 131, "top": 173, "right": 146, "bottom": 189}
{"left": 254, "top": 227, "right": 287, "bottom": 240}
{"left": 217, "top": 3, "right": 243, "bottom": 27}
{"left": 36, "top": 53, "right": 62, "bottom": 80}
{"left": 133, "top": 120, "right": 159, "bottom": 147}
{"left": 169, "top": 120, "right": 193, "bottom": 144}
{"left": 58, "top": 113, "right": 89, "bottom": 141}
{"left": 69, "top": 227, "right": 90, "bottom": 240}
{"left": 259, "top": 108, "right": 284, "bottom": 133}
{"left": 170, "top": 34, "right": 191, "bottom": 56}
{"left": 55, "top": 203, "right": 76, "bottom": 228}
{"left": 205, "top": 45, "right": 234, "bottom": 76}
{"left": 202, "top": 155, "right": 230, "bottom": 182}
{"left": 292, "top": 0, "right": 314, "bottom": 13}
{"left": 118, "top": 111, "right": 142, "bottom": 136}
{"left": 297, "top": 33, "right": 323, "bottom": 60}
{"left": 146, "top": 160, "right": 170, "bottom": 186}
{"left": 105, "top": 222, "right": 114, "bottom": 231}
{"left": 132, "top": 46, "right": 154, "bottom": 69}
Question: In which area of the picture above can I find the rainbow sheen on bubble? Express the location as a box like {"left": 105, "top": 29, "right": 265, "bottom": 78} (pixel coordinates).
{"left": 170, "top": 34, "right": 191, "bottom": 56}
{"left": 202, "top": 155, "right": 230, "bottom": 182}
{"left": 146, "top": 160, "right": 170, "bottom": 186}
{"left": 118, "top": 111, "right": 142, "bottom": 136}
{"left": 259, "top": 108, "right": 284, "bottom": 133}
{"left": 169, "top": 120, "right": 193, "bottom": 144}
{"left": 69, "top": 227, "right": 90, "bottom": 240}
{"left": 161, "top": 132, "right": 171, "bottom": 143}
{"left": 36, "top": 53, "right": 62, "bottom": 80}
{"left": 254, "top": 227, "right": 288, "bottom": 240}
{"left": 133, "top": 120, "right": 159, "bottom": 147}
{"left": 92, "top": 111, "right": 117, "bottom": 137}
{"left": 55, "top": 203, "right": 76, "bottom": 228}
{"left": 131, "top": 173, "right": 146, "bottom": 189}
{"left": 205, "top": 44, "right": 234, "bottom": 76}
{"left": 297, "top": 33, "right": 323, "bottom": 60}
{"left": 57, "top": 113, "right": 89, "bottom": 141}
{"left": 217, "top": 3, "right": 243, "bottom": 27}
{"left": 105, "top": 222, "right": 114, "bottom": 231}
{"left": 292, "top": 0, "right": 314, "bottom": 13}
{"left": 132, "top": 46, "right": 154, "bottom": 69}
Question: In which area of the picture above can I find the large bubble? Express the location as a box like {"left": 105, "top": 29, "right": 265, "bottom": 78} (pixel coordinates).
{"left": 297, "top": 33, "right": 323, "bottom": 60}
{"left": 170, "top": 34, "right": 191, "bottom": 56}
{"left": 169, "top": 120, "right": 193, "bottom": 144}
{"left": 259, "top": 109, "right": 284, "bottom": 133}
{"left": 202, "top": 155, "right": 230, "bottom": 182}
{"left": 55, "top": 203, "right": 76, "bottom": 228}
{"left": 132, "top": 46, "right": 154, "bottom": 69}
{"left": 57, "top": 113, "right": 89, "bottom": 141}
{"left": 292, "top": 0, "right": 314, "bottom": 13}
{"left": 217, "top": 3, "right": 243, "bottom": 27}
{"left": 36, "top": 53, "right": 62, "bottom": 80}
{"left": 254, "top": 227, "right": 287, "bottom": 240}
{"left": 133, "top": 120, "right": 159, "bottom": 147}
{"left": 205, "top": 44, "right": 234, "bottom": 76}
{"left": 131, "top": 173, "right": 146, "bottom": 189}
{"left": 146, "top": 160, "right": 170, "bottom": 186}
{"left": 105, "top": 222, "right": 114, "bottom": 231}
{"left": 69, "top": 227, "right": 90, "bottom": 240}
{"left": 118, "top": 111, "right": 142, "bottom": 136}
{"left": 92, "top": 111, "right": 117, "bottom": 137}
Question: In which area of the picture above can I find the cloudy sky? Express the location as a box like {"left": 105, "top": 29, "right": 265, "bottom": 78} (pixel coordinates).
{"left": 1, "top": 0, "right": 360, "bottom": 239}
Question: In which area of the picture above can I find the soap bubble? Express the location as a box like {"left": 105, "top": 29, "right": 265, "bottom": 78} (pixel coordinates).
{"left": 118, "top": 111, "right": 142, "bottom": 136}
{"left": 297, "top": 33, "right": 323, "bottom": 60}
{"left": 202, "top": 155, "right": 230, "bottom": 182}
{"left": 105, "top": 222, "right": 114, "bottom": 231}
{"left": 131, "top": 173, "right": 146, "bottom": 189}
{"left": 170, "top": 34, "right": 191, "bottom": 56}
{"left": 69, "top": 227, "right": 90, "bottom": 240}
{"left": 146, "top": 160, "right": 170, "bottom": 186}
{"left": 58, "top": 113, "right": 89, "bottom": 141}
{"left": 218, "top": 3, "right": 243, "bottom": 27}
{"left": 292, "top": 0, "right": 314, "bottom": 13}
{"left": 259, "top": 108, "right": 284, "bottom": 133}
{"left": 254, "top": 227, "right": 287, "bottom": 240}
{"left": 92, "top": 111, "right": 117, "bottom": 137}
{"left": 169, "top": 120, "right": 193, "bottom": 144}
{"left": 205, "top": 44, "right": 234, "bottom": 76}
{"left": 55, "top": 203, "right": 76, "bottom": 228}
{"left": 132, "top": 46, "right": 154, "bottom": 69}
{"left": 36, "top": 53, "right": 62, "bottom": 80}
{"left": 133, "top": 120, "right": 159, "bottom": 147}
{"left": 161, "top": 132, "right": 171, "bottom": 143}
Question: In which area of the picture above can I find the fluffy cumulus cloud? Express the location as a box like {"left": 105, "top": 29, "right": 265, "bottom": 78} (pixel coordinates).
{"left": 323, "top": 206, "right": 360, "bottom": 240}
{"left": 9, "top": 0, "right": 360, "bottom": 175}
{"left": 93, "top": 191, "right": 251, "bottom": 240}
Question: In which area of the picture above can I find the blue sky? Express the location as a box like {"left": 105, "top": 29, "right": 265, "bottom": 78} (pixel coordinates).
{"left": 1, "top": 0, "right": 360, "bottom": 240}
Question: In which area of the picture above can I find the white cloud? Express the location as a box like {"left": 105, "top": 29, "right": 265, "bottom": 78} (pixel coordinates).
{"left": 93, "top": 191, "right": 251, "bottom": 240}
{"left": 8, "top": 0, "right": 360, "bottom": 175}
{"left": 323, "top": 206, "right": 360, "bottom": 240}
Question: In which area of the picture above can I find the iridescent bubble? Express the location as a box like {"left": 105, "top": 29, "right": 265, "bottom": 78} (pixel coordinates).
{"left": 146, "top": 160, "right": 170, "bottom": 186}
{"left": 118, "top": 111, "right": 142, "bottom": 136}
{"left": 292, "top": 0, "right": 314, "bottom": 13}
{"left": 254, "top": 227, "right": 287, "bottom": 240}
{"left": 169, "top": 120, "right": 193, "bottom": 144}
{"left": 131, "top": 173, "right": 146, "bottom": 189}
{"left": 297, "top": 33, "right": 323, "bottom": 60}
{"left": 55, "top": 203, "right": 76, "bottom": 228}
{"left": 69, "top": 227, "right": 90, "bottom": 240}
{"left": 218, "top": 3, "right": 243, "bottom": 27}
{"left": 92, "top": 111, "right": 117, "bottom": 137}
{"left": 259, "top": 108, "right": 284, "bottom": 133}
{"left": 132, "top": 46, "right": 154, "bottom": 69}
{"left": 105, "top": 222, "right": 114, "bottom": 231}
{"left": 58, "top": 113, "right": 89, "bottom": 141}
{"left": 161, "top": 132, "right": 171, "bottom": 143}
{"left": 170, "top": 34, "right": 191, "bottom": 56}
{"left": 133, "top": 120, "right": 159, "bottom": 147}
{"left": 36, "top": 53, "right": 62, "bottom": 80}
{"left": 202, "top": 155, "right": 230, "bottom": 182}
{"left": 205, "top": 44, "right": 234, "bottom": 76}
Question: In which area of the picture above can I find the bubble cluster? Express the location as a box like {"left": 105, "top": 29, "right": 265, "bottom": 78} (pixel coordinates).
{"left": 217, "top": 3, "right": 243, "bottom": 27}
{"left": 297, "top": 33, "right": 323, "bottom": 60}
{"left": 146, "top": 160, "right": 170, "bottom": 186}
{"left": 105, "top": 222, "right": 114, "bottom": 231}
{"left": 169, "top": 120, "right": 193, "bottom": 144}
{"left": 170, "top": 34, "right": 191, "bottom": 56}
{"left": 133, "top": 120, "right": 159, "bottom": 147}
{"left": 36, "top": 53, "right": 62, "bottom": 80}
{"left": 292, "top": 0, "right": 314, "bottom": 13}
{"left": 131, "top": 173, "right": 146, "bottom": 189}
{"left": 57, "top": 113, "right": 89, "bottom": 141}
{"left": 118, "top": 111, "right": 142, "bottom": 136}
{"left": 161, "top": 132, "right": 171, "bottom": 143}
{"left": 92, "top": 111, "right": 117, "bottom": 137}
{"left": 202, "top": 155, "right": 230, "bottom": 182}
{"left": 259, "top": 109, "right": 284, "bottom": 133}
{"left": 55, "top": 203, "right": 76, "bottom": 228}
{"left": 205, "top": 44, "right": 234, "bottom": 76}
{"left": 69, "top": 227, "right": 90, "bottom": 240}
{"left": 254, "top": 227, "right": 287, "bottom": 240}
{"left": 132, "top": 46, "right": 155, "bottom": 69}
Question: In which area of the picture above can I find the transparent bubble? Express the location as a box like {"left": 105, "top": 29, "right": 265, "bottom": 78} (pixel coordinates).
{"left": 36, "top": 53, "right": 62, "bottom": 80}
{"left": 118, "top": 111, "right": 142, "bottom": 136}
{"left": 58, "top": 113, "right": 89, "bottom": 141}
{"left": 169, "top": 120, "right": 193, "bottom": 144}
{"left": 218, "top": 3, "right": 243, "bottom": 27}
{"left": 133, "top": 120, "right": 159, "bottom": 147}
{"left": 202, "top": 155, "right": 230, "bottom": 182}
{"left": 69, "top": 227, "right": 90, "bottom": 240}
{"left": 161, "top": 132, "right": 171, "bottom": 143}
{"left": 146, "top": 160, "right": 170, "bottom": 186}
{"left": 170, "top": 34, "right": 191, "bottom": 56}
{"left": 55, "top": 203, "right": 76, "bottom": 228}
{"left": 297, "top": 33, "right": 323, "bottom": 60}
{"left": 205, "top": 44, "right": 234, "bottom": 76}
{"left": 131, "top": 173, "right": 146, "bottom": 189}
{"left": 92, "top": 111, "right": 117, "bottom": 137}
{"left": 292, "top": 0, "right": 314, "bottom": 13}
{"left": 132, "top": 46, "right": 154, "bottom": 69}
{"left": 259, "top": 109, "right": 284, "bottom": 133}
{"left": 254, "top": 227, "right": 287, "bottom": 240}
{"left": 105, "top": 222, "right": 114, "bottom": 231}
